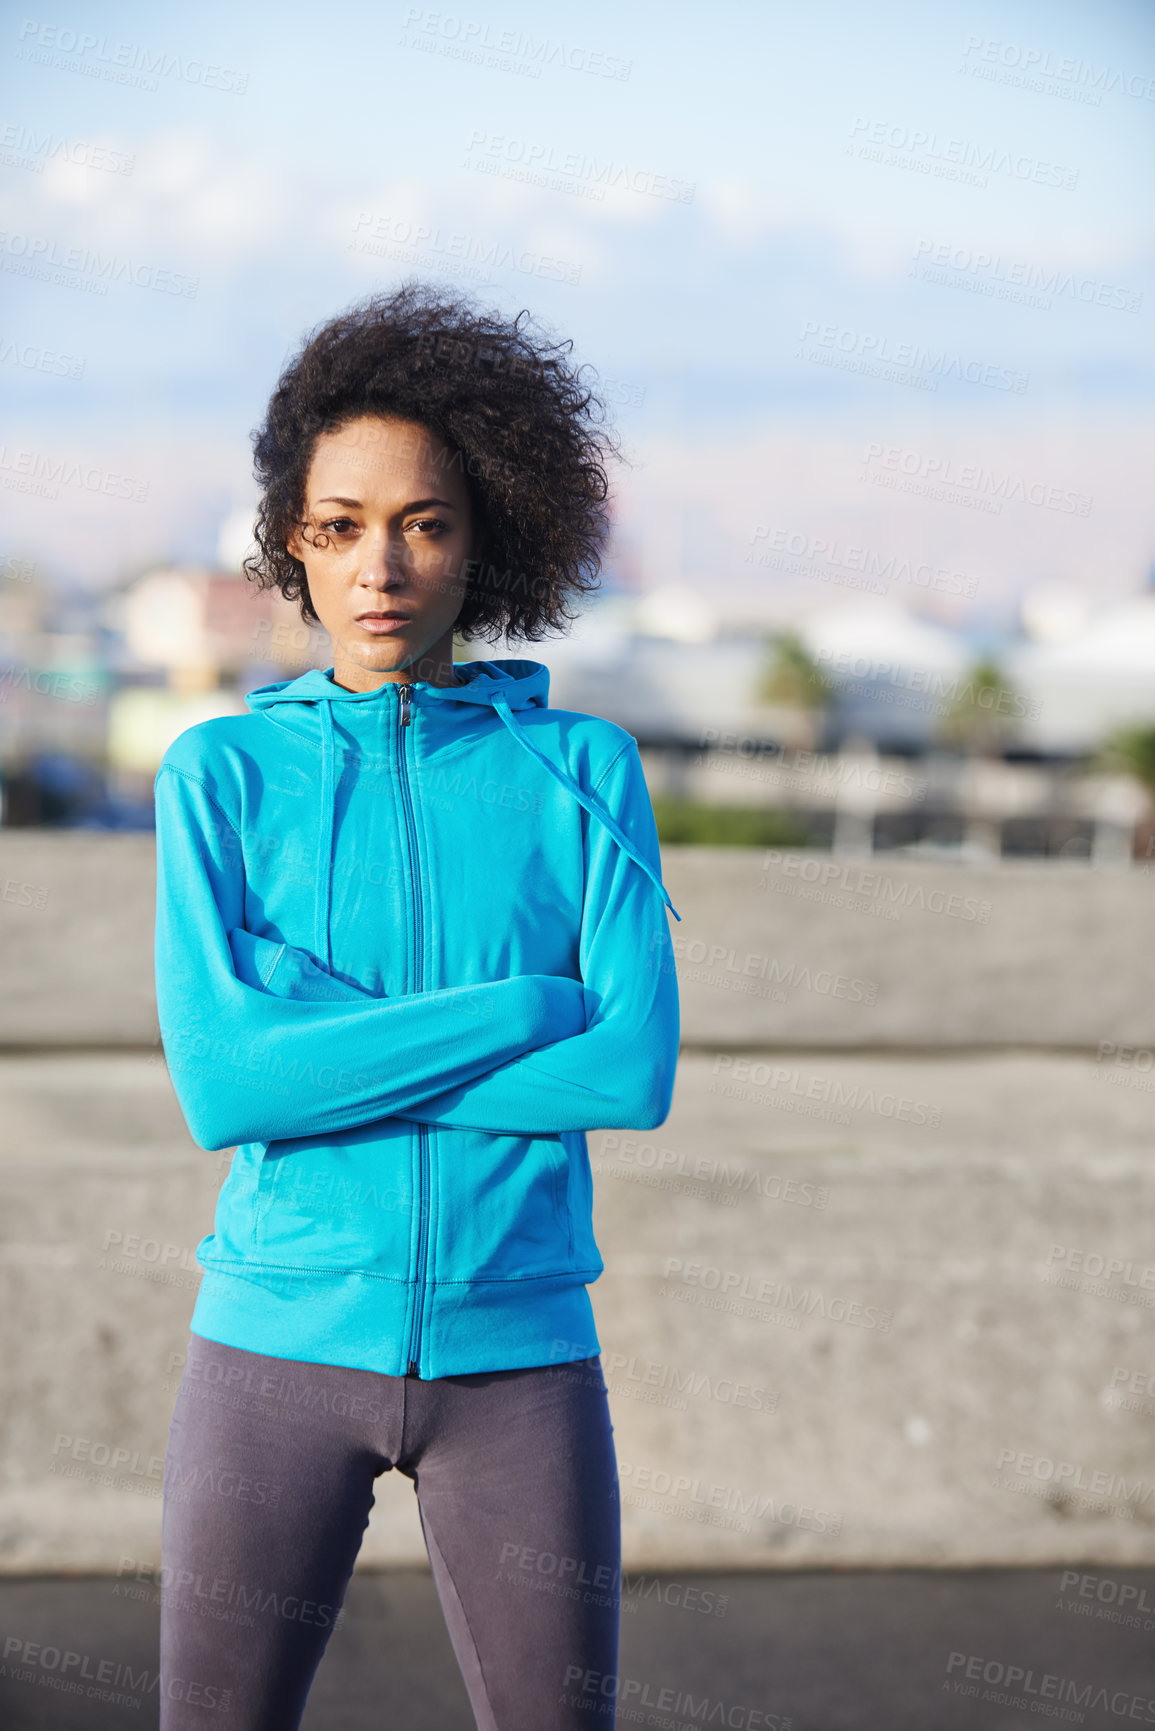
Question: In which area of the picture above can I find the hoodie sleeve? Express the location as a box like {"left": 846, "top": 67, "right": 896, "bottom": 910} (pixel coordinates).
{"left": 402, "top": 738, "right": 680, "bottom": 1132}
{"left": 224, "top": 740, "right": 681, "bottom": 1135}
{"left": 154, "top": 763, "right": 589, "bottom": 1152}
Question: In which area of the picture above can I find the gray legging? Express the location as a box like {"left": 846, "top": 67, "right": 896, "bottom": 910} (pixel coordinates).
{"left": 160, "top": 1332, "right": 621, "bottom": 1729}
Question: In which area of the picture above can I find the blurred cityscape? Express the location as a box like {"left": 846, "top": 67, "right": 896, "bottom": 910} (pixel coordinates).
{"left": 4, "top": 525, "right": 1155, "bottom": 862}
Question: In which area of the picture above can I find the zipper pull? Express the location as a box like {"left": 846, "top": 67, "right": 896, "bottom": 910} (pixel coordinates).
{"left": 398, "top": 683, "right": 413, "bottom": 727}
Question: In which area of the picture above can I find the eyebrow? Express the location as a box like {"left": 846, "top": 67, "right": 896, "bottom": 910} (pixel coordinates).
{"left": 314, "top": 495, "right": 459, "bottom": 510}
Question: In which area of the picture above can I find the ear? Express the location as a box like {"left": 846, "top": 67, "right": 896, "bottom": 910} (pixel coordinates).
{"left": 286, "top": 523, "right": 305, "bottom": 564}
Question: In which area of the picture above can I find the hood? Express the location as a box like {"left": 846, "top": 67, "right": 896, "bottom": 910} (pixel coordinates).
{"left": 246, "top": 654, "right": 551, "bottom": 718}
{"left": 245, "top": 657, "right": 680, "bottom": 926}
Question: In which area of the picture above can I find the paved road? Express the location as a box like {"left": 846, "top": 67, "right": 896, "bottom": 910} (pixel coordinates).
{"left": 7, "top": 1048, "right": 1155, "bottom": 1576}
{"left": 3, "top": 1567, "right": 1154, "bottom": 1728}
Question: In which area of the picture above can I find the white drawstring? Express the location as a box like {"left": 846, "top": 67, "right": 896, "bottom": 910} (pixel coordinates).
{"left": 315, "top": 702, "right": 337, "bottom": 966}
{"left": 490, "top": 692, "right": 681, "bottom": 922}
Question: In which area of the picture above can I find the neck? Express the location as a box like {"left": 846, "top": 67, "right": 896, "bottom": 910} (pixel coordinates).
{"left": 330, "top": 634, "right": 463, "bottom": 692}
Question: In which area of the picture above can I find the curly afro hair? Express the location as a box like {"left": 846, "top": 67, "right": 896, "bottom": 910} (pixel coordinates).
{"left": 244, "top": 281, "right": 620, "bottom": 643}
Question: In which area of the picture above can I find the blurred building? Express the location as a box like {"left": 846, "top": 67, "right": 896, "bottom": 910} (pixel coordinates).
{"left": 543, "top": 588, "right": 813, "bottom": 747}
{"left": 0, "top": 564, "right": 111, "bottom": 822}
{"left": 0, "top": 561, "right": 326, "bottom": 824}
{"left": 102, "top": 565, "right": 327, "bottom": 795}
{"left": 1005, "top": 592, "right": 1155, "bottom": 755}
{"left": 6, "top": 555, "right": 1155, "bottom": 857}
{"left": 544, "top": 588, "right": 1155, "bottom": 861}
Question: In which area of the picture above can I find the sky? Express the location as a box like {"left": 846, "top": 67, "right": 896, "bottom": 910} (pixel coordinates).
{"left": 1, "top": 0, "right": 1153, "bottom": 640}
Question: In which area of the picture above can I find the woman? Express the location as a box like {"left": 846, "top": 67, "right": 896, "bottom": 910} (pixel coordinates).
{"left": 154, "top": 284, "right": 681, "bottom": 1729}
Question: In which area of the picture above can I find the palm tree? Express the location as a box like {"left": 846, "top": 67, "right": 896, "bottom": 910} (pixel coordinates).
{"left": 936, "top": 659, "right": 1025, "bottom": 858}
{"left": 755, "top": 633, "right": 833, "bottom": 749}
{"left": 757, "top": 632, "right": 834, "bottom": 708}
{"left": 1101, "top": 725, "right": 1155, "bottom": 789}
{"left": 936, "top": 658, "right": 1023, "bottom": 754}
{"left": 1099, "top": 725, "right": 1155, "bottom": 861}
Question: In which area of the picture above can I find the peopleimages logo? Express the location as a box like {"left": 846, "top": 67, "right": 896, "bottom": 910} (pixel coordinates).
{"left": 847, "top": 116, "right": 1078, "bottom": 189}
{"left": 463, "top": 130, "right": 695, "bottom": 202}
{"left": 711, "top": 1055, "right": 942, "bottom": 1126}
{"left": 14, "top": 19, "right": 249, "bottom": 93}
{"left": 560, "top": 1665, "right": 789, "bottom": 1729}
{"left": 0, "top": 336, "right": 84, "bottom": 377}
{"left": 911, "top": 239, "right": 1143, "bottom": 314}
{"left": 0, "top": 122, "right": 134, "bottom": 175}
{"left": 2, "top": 1634, "right": 232, "bottom": 1712}
{"left": 0, "top": 445, "right": 148, "bottom": 501}
{"left": 860, "top": 442, "right": 1093, "bottom": 517}
{"left": 997, "top": 1448, "right": 1155, "bottom": 1503}
{"left": 797, "top": 320, "right": 1028, "bottom": 393}
{"left": 759, "top": 852, "right": 992, "bottom": 925}
{"left": 811, "top": 647, "right": 1039, "bottom": 719}
{"left": 945, "top": 1649, "right": 1155, "bottom": 1721}
{"left": 400, "top": 8, "right": 632, "bottom": 80}
{"left": 959, "top": 35, "right": 1155, "bottom": 102}
{"left": 0, "top": 229, "right": 198, "bottom": 297}
{"left": 657, "top": 931, "right": 879, "bottom": 1004}
{"left": 747, "top": 525, "right": 978, "bottom": 598}
{"left": 350, "top": 211, "right": 583, "bottom": 286}
{"left": 661, "top": 1255, "right": 893, "bottom": 1332}
{"left": 1059, "top": 1569, "right": 1155, "bottom": 1628}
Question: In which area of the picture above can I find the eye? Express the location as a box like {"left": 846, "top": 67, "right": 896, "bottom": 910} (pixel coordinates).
{"left": 320, "top": 516, "right": 358, "bottom": 536}
{"left": 406, "top": 517, "right": 448, "bottom": 536}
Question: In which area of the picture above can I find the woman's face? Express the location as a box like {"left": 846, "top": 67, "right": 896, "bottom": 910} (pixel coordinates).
{"left": 287, "top": 413, "right": 479, "bottom": 691}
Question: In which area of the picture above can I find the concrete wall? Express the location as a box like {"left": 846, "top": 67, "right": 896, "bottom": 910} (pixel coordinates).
{"left": 1, "top": 836, "right": 1152, "bottom": 1572}
{"left": 4, "top": 833, "right": 1155, "bottom": 1048}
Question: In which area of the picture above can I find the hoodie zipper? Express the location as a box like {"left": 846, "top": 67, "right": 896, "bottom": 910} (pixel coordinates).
{"left": 396, "top": 682, "right": 429, "bottom": 1377}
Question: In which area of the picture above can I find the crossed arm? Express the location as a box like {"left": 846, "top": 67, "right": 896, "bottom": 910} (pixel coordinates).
{"left": 154, "top": 743, "right": 679, "bottom": 1153}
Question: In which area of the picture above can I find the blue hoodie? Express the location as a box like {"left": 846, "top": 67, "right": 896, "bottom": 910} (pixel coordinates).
{"left": 153, "top": 657, "right": 681, "bottom": 1379}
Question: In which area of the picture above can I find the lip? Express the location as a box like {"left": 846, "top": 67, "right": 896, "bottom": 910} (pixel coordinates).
{"left": 355, "top": 612, "right": 414, "bottom": 634}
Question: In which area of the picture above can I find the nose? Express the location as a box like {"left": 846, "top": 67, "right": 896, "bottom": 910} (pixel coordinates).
{"left": 355, "top": 530, "right": 410, "bottom": 590}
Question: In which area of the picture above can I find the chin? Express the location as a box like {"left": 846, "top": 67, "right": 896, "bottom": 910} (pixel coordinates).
{"left": 349, "top": 640, "right": 407, "bottom": 667}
